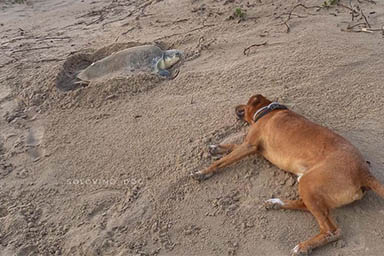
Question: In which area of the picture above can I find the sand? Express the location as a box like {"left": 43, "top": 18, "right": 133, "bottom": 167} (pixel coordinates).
{"left": 1, "top": 0, "right": 384, "bottom": 255}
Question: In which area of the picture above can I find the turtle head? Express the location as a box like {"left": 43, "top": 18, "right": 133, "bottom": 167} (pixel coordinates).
{"left": 161, "top": 49, "right": 183, "bottom": 69}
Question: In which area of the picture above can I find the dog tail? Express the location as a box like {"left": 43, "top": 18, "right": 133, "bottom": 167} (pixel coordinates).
{"left": 364, "top": 173, "right": 384, "bottom": 199}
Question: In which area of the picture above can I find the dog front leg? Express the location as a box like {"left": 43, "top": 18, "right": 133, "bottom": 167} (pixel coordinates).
{"left": 192, "top": 143, "right": 257, "bottom": 181}
{"left": 209, "top": 130, "right": 246, "bottom": 157}
{"left": 208, "top": 143, "right": 239, "bottom": 156}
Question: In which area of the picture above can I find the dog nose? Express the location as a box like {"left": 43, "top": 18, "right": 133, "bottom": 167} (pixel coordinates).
{"left": 236, "top": 108, "right": 245, "bottom": 118}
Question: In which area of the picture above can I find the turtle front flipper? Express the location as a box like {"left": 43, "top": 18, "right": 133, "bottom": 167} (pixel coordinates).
{"left": 154, "top": 57, "right": 171, "bottom": 78}
{"left": 158, "top": 69, "right": 171, "bottom": 78}
{"left": 154, "top": 51, "right": 182, "bottom": 79}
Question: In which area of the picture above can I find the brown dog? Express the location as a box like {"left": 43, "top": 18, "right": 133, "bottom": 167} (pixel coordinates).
{"left": 191, "top": 94, "right": 384, "bottom": 255}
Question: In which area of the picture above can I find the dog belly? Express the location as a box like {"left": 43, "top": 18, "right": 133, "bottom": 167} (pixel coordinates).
{"left": 262, "top": 152, "right": 308, "bottom": 176}
{"left": 327, "top": 188, "right": 364, "bottom": 208}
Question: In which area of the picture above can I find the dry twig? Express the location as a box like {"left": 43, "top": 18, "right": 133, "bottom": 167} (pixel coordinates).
{"left": 360, "top": 8, "right": 371, "bottom": 28}
{"left": 121, "top": 27, "right": 135, "bottom": 36}
{"left": 342, "top": 25, "right": 384, "bottom": 33}
{"left": 243, "top": 41, "right": 267, "bottom": 55}
{"left": 102, "top": 12, "right": 133, "bottom": 27}
{"left": 36, "top": 36, "right": 71, "bottom": 41}
{"left": 1, "top": 35, "right": 35, "bottom": 45}
{"left": 86, "top": 14, "right": 105, "bottom": 26}
{"left": 155, "top": 24, "right": 215, "bottom": 41}
{"left": 31, "top": 58, "right": 65, "bottom": 63}
{"left": 357, "top": 0, "right": 376, "bottom": 4}
{"left": 279, "top": 4, "right": 322, "bottom": 33}
{"left": 336, "top": 1, "right": 373, "bottom": 30}
{"left": 11, "top": 45, "right": 57, "bottom": 53}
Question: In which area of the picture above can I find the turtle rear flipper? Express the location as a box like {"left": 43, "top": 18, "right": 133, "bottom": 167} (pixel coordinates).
{"left": 74, "top": 70, "right": 90, "bottom": 86}
{"left": 74, "top": 79, "right": 90, "bottom": 86}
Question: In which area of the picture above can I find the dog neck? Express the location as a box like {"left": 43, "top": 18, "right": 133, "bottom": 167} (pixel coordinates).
{"left": 253, "top": 102, "right": 288, "bottom": 123}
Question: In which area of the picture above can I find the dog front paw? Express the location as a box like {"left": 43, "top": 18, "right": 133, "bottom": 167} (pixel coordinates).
{"left": 264, "top": 198, "right": 284, "bottom": 210}
{"left": 190, "top": 171, "right": 213, "bottom": 181}
{"left": 208, "top": 144, "right": 221, "bottom": 156}
{"left": 291, "top": 243, "right": 310, "bottom": 256}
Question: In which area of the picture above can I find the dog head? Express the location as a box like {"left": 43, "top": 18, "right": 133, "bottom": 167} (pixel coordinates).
{"left": 235, "top": 94, "right": 272, "bottom": 124}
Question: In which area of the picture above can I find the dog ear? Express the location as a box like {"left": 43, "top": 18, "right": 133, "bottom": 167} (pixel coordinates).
{"left": 252, "top": 94, "right": 263, "bottom": 105}
{"left": 247, "top": 94, "right": 266, "bottom": 106}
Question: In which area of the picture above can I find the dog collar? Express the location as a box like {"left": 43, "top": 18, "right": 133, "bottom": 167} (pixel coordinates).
{"left": 253, "top": 102, "right": 287, "bottom": 123}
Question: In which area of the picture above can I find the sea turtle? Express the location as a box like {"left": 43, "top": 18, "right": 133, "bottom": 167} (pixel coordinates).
{"left": 76, "top": 45, "right": 183, "bottom": 82}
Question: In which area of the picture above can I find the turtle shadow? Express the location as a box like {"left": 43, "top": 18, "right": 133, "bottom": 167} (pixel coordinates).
{"left": 55, "top": 52, "right": 93, "bottom": 91}
{"left": 55, "top": 42, "right": 152, "bottom": 91}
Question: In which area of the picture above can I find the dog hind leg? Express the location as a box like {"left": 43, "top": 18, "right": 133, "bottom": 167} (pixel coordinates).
{"left": 264, "top": 198, "right": 308, "bottom": 211}
{"left": 292, "top": 192, "right": 341, "bottom": 255}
